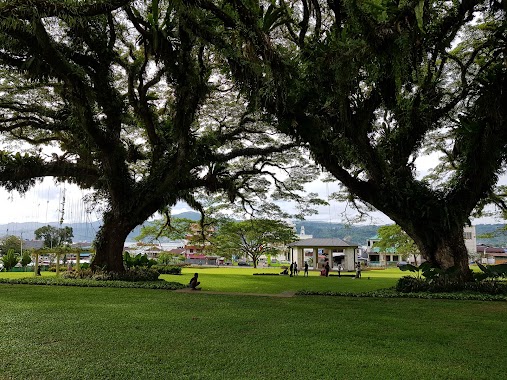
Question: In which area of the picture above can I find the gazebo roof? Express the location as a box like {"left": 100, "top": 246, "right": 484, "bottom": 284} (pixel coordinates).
{"left": 288, "top": 238, "right": 357, "bottom": 248}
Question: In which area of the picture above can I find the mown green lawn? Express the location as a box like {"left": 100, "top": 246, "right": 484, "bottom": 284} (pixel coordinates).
{"left": 166, "top": 267, "right": 404, "bottom": 294}
{"left": 1, "top": 266, "right": 405, "bottom": 294}
{"left": 0, "top": 266, "right": 506, "bottom": 379}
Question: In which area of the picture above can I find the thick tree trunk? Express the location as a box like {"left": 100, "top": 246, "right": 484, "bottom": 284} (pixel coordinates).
{"left": 91, "top": 212, "right": 135, "bottom": 273}
{"left": 404, "top": 223, "right": 473, "bottom": 282}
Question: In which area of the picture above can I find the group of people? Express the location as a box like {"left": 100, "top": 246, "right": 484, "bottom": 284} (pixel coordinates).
{"left": 281, "top": 261, "right": 310, "bottom": 277}
{"left": 319, "top": 261, "right": 362, "bottom": 278}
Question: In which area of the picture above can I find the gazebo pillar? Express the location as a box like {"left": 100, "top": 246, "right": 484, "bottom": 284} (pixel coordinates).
{"left": 34, "top": 253, "right": 39, "bottom": 276}
{"left": 296, "top": 248, "right": 304, "bottom": 269}
{"left": 313, "top": 248, "right": 318, "bottom": 270}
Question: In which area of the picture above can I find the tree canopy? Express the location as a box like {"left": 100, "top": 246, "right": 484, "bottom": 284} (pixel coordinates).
{"left": 0, "top": 235, "right": 21, "bottom": 255}
{"left": 2, "top": 1, "right": 506, "bottom": 279}
{"left": 186, "top": 0, "right": 507, "bottom": 280}
{"left": 34, "top": 225, "right": 74, "bottom": 248}
{"left": 1, "top": 249, "right": 19, "bottom": 271}
{"left": 0, "top": 1, "right": 321, "bottom": 271}
{"left": 212, "top": 219, "right": 297, "bottom": 268}
{"left": 375, "top": 224, "right": 420, "bottom": 264}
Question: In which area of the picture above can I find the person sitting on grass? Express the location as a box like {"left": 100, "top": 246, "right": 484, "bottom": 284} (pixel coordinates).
{"left": 189, "top": 273, "right": 201, "bottom": 290}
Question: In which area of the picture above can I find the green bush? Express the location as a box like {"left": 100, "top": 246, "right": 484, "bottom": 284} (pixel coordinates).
{"left": 0, "top": 276, "right": 186, "bottom": 290}
{"left": 1, "top": 249, "right": 19, "bottom": 271}
{"left": 48, "top": 265, "right": 68, "bottom": 272}
{"left": 396, "top": 275, "right": 507, "bottom": 295}
{"left": 123, "top": 252, "right": 157, "bottom": 269}
{"left": 62, "top": 267, "right": 160, "bottom": 282}
{"left": 396, "top": 276, "right": 429, "bottom": 292}
{"left": 153, "top": 265, "right": 183, "bottom": 275}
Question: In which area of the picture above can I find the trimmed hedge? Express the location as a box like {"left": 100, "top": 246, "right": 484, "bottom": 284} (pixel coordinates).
{"left": 396, "top": 275, "right": 507, "bottom": 295}
{"left": 153, "top": 265, "right": 183, "bottom": 275}
{"left": 0, "top": 276, "right": 186, "bottom": 290}
{"left": 296, "top": 288, "right": 507, "bottom": 301}
{"left": 62, "top": 267, "right": 161, "bottom": 281}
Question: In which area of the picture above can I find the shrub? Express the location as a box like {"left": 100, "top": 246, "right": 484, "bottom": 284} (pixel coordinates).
{"left": 153, "top": 265, "right": 183, "bottom": 275}
{"left": 62, "top": 267, "right": 160, "bottom": 282}
{"left": 396, "top": 275, "right": 507, "bottom": 295}
{"left": 0, "top": 276, "right": 186, "bottom": 290}
{"left": 396, "top": 276, "right": 429, "bottom": 293}
{"left": 1, "top": 249, "right": 19, "bottom": 271}
{"left": 123, "top": 252, "right": 157, "bottom": 269}
{"left": 48, "top": 265, "right": 68, "bottom": 272}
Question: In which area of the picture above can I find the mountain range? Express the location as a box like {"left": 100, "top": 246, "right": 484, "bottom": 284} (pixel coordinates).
{"left": 1, "top": 211, "right": 506, "bottom": 247}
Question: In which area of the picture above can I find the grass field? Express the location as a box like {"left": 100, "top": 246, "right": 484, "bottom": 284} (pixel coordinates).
{"left": 169, "top": 267, "right": 405, "bottom": 294}
{"left": 1, "top": 267, "right": 505, "bottom": 379}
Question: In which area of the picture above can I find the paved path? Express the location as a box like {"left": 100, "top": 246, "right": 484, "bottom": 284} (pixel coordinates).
{"left": 174, "top": 288, "right": 297, "bottom": 298}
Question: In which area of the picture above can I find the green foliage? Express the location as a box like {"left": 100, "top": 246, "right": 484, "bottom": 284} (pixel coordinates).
{"left": 62, "top": 267, "right": 161, "bottom": 282}
{"left": 199, "top": 0, "right": 507, "bottom": 278}
{"left": 48, "top": 265, "right": 68, "bottom": 272}
{"left": 374, "top": 225, "right": 419, "bottom": 261}
{"left": 20, "top": 250, "right": 32, "bottom": 268}
{"left": 34, "top": 225, "right": 74, "bottom": 248}
{"left": 123, "top": 252, "right": 157, "bottom": 269}
{"left": 153, "top": 265, "right": 183, "bottom": 275}
{"left": 397, "top": 261, "right": 507, "bottom": 294}
{"left": 0, "top": 276, "right": 184, "bottom": 289}
{"left": 1, "top": 249, "right": 19, "bottom": 271}
{"left": 212, "top": 219, "right": 297, "bottom": 267}
{"left": 135, "top": 218, "right": 194, "bottom": 242}
{"left": 0, "top": 2, "right": 321, "bottom": 272}
{"left": 396, "top": 275, "right": 507, "bottom": 295}
{"left": 399, "top": 261, "right": 461, "bottom": 283}
{"left": 0, "top": 235, "right": 21, "bottom": 255}
{"left": 157, "top": 252, "right": 184, "bottom": 265}
{"left": 474, "top": 262, "right": 507, "bottom": 281}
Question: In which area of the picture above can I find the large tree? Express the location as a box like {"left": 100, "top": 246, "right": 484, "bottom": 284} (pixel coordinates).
{"left": 375, "top": 224, "right": 420, "bottom": 265}
{"left": 0, "top": 235, "right": 22, "bottom": 255}
{"left": 212, "top": 219, "right": 297, "bottom": 268}
{"left": 190, "top": 0, "right": 507, "bottom": 280}
{"left": 34, "top": 225, "right": 74, "bottom": 248}
{"left": 0, "top": 1, "right": 319, "bottom": 272}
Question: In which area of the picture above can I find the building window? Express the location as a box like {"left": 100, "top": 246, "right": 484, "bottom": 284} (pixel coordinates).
{"left": 464, "top": 232, "right": 472, "bottom": 240}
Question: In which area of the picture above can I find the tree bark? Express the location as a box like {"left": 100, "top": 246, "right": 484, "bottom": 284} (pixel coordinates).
{"left": 91, "top": 212, "right": 135, "bottom": 273}
{"left": 402, "top": 221, "right": 473, "bottom": 282}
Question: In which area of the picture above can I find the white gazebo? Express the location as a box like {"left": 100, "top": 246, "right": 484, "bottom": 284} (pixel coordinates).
{"left": 287, "top": 238, "right": 359, "bottom": 272}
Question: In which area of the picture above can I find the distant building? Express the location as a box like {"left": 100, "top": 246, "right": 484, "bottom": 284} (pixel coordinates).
{"left": 367, "top": 225, "right": 478, "bottom": 267}
{"left": 297, "top": 226, "right": 313, "bottom": 240}
{"left": 287, "top": 238, "right": 358, "bottom": 271}
{"left": 463, "top": 226, "right": 477, "bottom": 254}
{"left": 366, "top": 235, "right": 402, "bottom": 267}
{"left": 476, "top": 244, "right": 507, "bottom": 264}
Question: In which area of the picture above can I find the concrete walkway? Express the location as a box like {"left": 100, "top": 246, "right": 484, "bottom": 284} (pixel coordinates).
{"left": 174, "top": 288, "right": 297, "bottom": 298}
